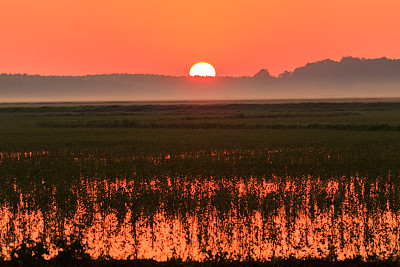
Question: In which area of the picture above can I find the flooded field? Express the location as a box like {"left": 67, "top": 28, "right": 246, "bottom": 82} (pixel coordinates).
{"left": 1, "top": 102, "right": 400, "bottom": 262}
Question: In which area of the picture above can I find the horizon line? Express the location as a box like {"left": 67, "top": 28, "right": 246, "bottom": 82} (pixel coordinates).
{"left": 2, "top": 97, "right": 400, "bottom": 106}
{"left": 1, "top": 56, "right": 397, "bottom": 78}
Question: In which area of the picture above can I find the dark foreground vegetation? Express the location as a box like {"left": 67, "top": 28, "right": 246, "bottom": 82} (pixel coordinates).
{"left": 1, "top": 101, "right": 400, "bottom": 266}
{"left": 2, "top": 258, "right": 400, "bottom": 267}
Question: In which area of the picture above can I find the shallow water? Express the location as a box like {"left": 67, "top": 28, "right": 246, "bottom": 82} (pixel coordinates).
{"left": 1, "top": 150, "right": 399, "bottom": 260}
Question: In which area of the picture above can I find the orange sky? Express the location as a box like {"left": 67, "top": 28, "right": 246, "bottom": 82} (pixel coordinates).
{"left": 1, "top": 0, "right": 400, "bottom": 77}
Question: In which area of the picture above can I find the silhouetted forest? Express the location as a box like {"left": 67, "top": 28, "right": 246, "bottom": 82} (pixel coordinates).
{"left": 2, "top": 57, "right": 400, "bottom": 102}
{"left": 281, "top": 57, "right": 400, "bottom": 82}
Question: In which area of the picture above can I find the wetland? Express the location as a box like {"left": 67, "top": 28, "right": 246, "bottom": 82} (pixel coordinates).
{"left": 1, "top": 101, "right": 400, "bottom": 264}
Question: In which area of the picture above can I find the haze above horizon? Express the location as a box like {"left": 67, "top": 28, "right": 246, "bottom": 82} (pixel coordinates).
{"left": 1, "top": 0, "right": 399, "bottom": 77}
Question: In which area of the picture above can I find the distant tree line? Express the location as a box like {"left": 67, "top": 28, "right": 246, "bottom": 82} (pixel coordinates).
{"left": 254, "top": 56, "right": 400, "bottom": 83}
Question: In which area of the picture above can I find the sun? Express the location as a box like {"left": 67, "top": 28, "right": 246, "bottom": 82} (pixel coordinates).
{"left": 189, "top": 62, "right": 216, "bottom": 77}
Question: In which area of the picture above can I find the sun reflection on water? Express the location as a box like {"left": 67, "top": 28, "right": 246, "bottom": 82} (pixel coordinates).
{"left": 0, "top": 149, "right": 399, "bottom": 261}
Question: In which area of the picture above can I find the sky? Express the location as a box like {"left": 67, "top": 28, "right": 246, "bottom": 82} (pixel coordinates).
{"left": 1, "top": 0, "right": 400, "bottom": 77}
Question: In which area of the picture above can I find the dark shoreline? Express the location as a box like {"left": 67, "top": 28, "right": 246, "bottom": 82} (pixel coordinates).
{"left": 2, "top": 97, "right": 400, "bottom": 107}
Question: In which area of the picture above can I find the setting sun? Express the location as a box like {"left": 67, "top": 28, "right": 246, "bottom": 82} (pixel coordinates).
{"left": 189, "top": 62, "right": 216, "bottom": 77}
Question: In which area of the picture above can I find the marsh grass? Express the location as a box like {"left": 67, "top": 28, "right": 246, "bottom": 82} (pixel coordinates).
{"left": 1, "top": 102, "right": 400, "bottom": 263}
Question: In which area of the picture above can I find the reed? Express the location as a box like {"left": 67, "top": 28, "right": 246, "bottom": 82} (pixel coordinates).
{"left": 1, "top": 102, "right": 400, "bottom": 263}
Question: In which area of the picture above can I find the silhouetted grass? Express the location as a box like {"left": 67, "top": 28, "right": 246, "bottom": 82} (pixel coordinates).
{"left": 1, "top": 102, "right": 400, "bottom": 262}
{"left": 1, "top": 258, "right": 399, "bottom": 267}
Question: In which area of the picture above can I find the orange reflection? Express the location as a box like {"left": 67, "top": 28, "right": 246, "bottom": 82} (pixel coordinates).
{"left": 1, "top": 174, "right": 399, "bottom": 261}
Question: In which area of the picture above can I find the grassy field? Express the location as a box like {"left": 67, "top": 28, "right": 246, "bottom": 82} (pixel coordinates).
{"left": 1, "top": 101, "right": 400, "bottom": 264}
